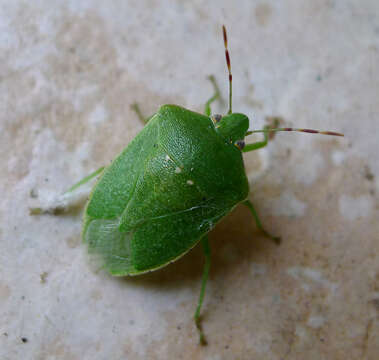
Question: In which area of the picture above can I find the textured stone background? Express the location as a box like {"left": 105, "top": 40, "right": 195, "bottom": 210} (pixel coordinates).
{"left": 1, "top": 1, "right": 378, "bottom": 359}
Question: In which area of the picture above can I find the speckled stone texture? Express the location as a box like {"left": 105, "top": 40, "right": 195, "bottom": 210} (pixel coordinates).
{"left": 1, "top": 1, "right": 378, "bottom": 359}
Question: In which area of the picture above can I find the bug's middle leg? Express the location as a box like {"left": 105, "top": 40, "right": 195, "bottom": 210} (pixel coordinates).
{"left": 194, "top": 235, "right": 211, "bottom": 345}
{"left": 130, "top": 103, "right": 153, "bottom": 124}
{"left": 243, "top": 199, "right": 281, "bottom": 245}
{"left": 204, "top": 75, "right": 222, "bottom": 116}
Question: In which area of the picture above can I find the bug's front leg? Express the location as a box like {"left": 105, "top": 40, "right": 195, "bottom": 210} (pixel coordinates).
{"left": 194, "top": 235, "right": 211, "bottom": 345}
{"left": 204, "top": 75, "right": 222, "bottom": 116}
{"left": 243, "top": 126, "right": 270, "bottom": 153}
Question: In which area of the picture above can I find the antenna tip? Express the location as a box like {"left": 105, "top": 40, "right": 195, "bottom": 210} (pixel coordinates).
{"left": 222, "top": 25, "right": 227, "bottom": 46}
{"left": 318, "top": 130, "right": 344, "bottom": 137}
{"left": 327, "top": 131, "right": 344, "bottom": 137}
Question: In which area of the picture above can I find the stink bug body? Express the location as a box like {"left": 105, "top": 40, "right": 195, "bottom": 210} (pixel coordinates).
{"left": 31, "top": 26, "right": 343, "bottom": 345}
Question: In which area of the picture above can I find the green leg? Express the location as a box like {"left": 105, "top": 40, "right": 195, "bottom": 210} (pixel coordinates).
{"left": 194, "top": 235, "right": 211, "bottom": 345}
{"left": 204, "top": 75, "right": 222, "bottom": 116}
{"left": 65, "top": 166, "right": 105, "bottom": 194}
{"left": 131, "top": 103, "right": 152, "bottom": 124}
{"left": 29, "top": 166, "right": 105, "bottom": 215}
{"left": 243, "top": 126, "right": 269, "bottom": 153}
{"left": 243, "top": 200, "right": 281, "bottom": 245}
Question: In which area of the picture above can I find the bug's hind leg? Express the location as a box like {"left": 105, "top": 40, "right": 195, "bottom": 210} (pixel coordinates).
{"left": 204, "top": 75, "right": 222, "bottom": 116}
{"left": 29, "top": 167, "right": 105, "bottom": 215}
{"left": 130, "top": 103, "right": 153, "bottom": 124}
{"left": 64, "top": 167, "right": 105, "bottom": 194}
{"left": 194, "top": 235, "right": 211, "bottom": 345}
{"left": 243, "top": 199, "right": 281, "bottom": 245}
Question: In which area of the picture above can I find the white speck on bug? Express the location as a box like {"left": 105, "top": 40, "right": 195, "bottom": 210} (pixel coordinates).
{"left": 165, "top": 155, "right": 171, "bottom": 161}
{"left": 175, "top": 167, "right": 182, "bottom": 174}
{"left": 187, "top": 180, "right": 194, "bottom": 185}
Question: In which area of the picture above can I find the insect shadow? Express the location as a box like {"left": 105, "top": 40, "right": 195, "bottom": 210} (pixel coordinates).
{"left": 114, "top": 204, "right": 278, "bottom": 290}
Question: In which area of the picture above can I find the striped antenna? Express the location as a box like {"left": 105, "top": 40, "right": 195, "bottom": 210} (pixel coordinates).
{"left": 223, "top": 25, "right": 232, "bottom": 114}
{"left": 247, "top": 128, "right": 344, "bottom": 137}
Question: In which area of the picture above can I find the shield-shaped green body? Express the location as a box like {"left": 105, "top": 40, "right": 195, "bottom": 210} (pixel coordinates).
{"left": 28, "top": 25, "right": 342, "bottom": 345}
{"left": 83, "top": 104, "right": 249, "bottom": 275}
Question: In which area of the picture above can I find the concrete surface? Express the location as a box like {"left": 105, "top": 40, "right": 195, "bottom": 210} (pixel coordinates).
{"left": 1, "top": 1, "right": 378, "bottom": 359}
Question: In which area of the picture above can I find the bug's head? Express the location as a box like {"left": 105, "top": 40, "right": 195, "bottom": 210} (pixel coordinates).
{"left": 213, "top": 113, "right": 249, "bottom": 149}
{"left": 217, "top": 26, "right": 343, "bottom": 152}
{"left": 212, "top": 26, "right": 250, "bottom": 150}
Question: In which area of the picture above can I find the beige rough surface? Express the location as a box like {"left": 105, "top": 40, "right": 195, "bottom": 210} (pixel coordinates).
{"left": 1, "top": 1, "right": 378, "bottom": 359}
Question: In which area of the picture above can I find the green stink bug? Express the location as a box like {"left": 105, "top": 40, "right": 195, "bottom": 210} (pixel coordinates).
{"left": 31, "top": 26, "right": 343, "bottom": 345}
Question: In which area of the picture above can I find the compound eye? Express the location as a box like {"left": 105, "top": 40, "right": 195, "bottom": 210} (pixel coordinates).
{"left": 211, "top": 114, "right": 222, "bottom": 124}
{"left": 235, "top": 140, "right": 245, "bottom": 150}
